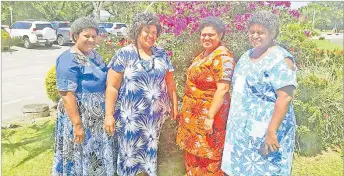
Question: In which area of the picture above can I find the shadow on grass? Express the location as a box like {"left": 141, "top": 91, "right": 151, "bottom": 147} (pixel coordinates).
{"left": 158, "top": 118, "right": 185, "bottom": 176}
{"left": 1, "top": 120, "right": 55, "bottom": 168}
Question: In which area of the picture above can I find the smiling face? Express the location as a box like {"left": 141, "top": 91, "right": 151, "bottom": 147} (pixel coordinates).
{"left": 137, "top": 25, "right": 157, "bottom": 50}
{"left": 248, "top": 23, "right": 275, "bottom": 49}
{"left": 200, "top": 26, "right": 222, "bottom": 53}
{"left": 74, "top": 28, "right": 98, "bottom": 54}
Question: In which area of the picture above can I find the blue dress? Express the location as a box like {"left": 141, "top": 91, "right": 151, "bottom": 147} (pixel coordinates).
{"left": 109, "top": 44, "right": 174, "bottom": 176}
{"left": 52, "top": 49, "right": 117, "bottom": 176}
{"left": 221, "top": 46, "right": 297, "bottom": 176}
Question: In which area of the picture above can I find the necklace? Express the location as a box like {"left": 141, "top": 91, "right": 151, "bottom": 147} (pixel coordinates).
{"left": 136, "top": 45, "right": 155, "bottom": 72}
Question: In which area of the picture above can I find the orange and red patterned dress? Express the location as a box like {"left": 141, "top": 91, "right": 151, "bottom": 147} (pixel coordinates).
{"left": 176, "top": 45, "right": 235, "bottom": 176}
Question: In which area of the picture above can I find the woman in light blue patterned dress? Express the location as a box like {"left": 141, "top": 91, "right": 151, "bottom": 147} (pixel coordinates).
{"left": 104, "top": 13, "right": 178, "bottom": 176}
{"left": 52, "top": 17, "right": 117, "bottom": 176}
{"left": 221, "top": 11, "right": 297, "bottom": 175}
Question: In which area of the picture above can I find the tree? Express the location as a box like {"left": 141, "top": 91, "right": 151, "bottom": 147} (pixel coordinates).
{"left": 300, "top": 2, "right": 344, "bottom": 30}
{"left": 103, "top": 2, "right": 149, "bottom": 23}
{"left": 102, "top": 2, "right": 170, "bottom": 23}
{"left": 92, "top": 2, "right": 104, "bottom": 22}
{"left": 1, "top": 1, "right": 94, "bottom": 25}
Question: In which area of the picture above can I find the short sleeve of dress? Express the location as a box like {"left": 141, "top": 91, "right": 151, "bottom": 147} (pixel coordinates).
{"left": 111, "top": 49, "right": 126, "bottom": 72}
{"left": 212, "top": 54, "right": 235, "bottom": 82}
{"left": 269, "top": 54, "right": 297, "bottom": 91}
{"left": 56, "top": 53, "right": 80, "bottom": 92}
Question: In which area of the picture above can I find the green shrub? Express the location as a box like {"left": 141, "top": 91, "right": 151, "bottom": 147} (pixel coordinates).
{"left": 45, "top": 66, "right": 59, "bottom": 103}
{"left": 157, "top": 33, "right": 201, "bottom": 99}
{"left": 1, "top": 29, "right": 21, "bottom": 51}
{"left": 319, "top": 36, "right": 325, "bottom": 40}
{"left": 277, "top": 22, "right": 318, "bottom": 67}
{"left": 294, "top": 64, "right": 343, "bottom": 156}
{"left": 96, "top": 36, "right": 127, "bottom": 64}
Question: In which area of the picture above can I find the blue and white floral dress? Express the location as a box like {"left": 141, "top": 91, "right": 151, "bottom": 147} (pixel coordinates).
{"left": 109, "top": 44, "right": 174, "bottom": 176}
{"left": 52, "top": 49, "right": 117, "bottom": 176}
{"left": 221, "top": 46, "right": 297, "bottom": 176}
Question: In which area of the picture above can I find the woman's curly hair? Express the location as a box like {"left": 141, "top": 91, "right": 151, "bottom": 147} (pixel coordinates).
{"left": 128, "top": 12, "right": 162, "bottom": 43}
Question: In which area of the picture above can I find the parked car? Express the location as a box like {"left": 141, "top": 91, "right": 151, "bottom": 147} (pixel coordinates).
{"left": 98, "top": 26, "right": 109, "bottom": 39}
{"left": 1, "top": 25, "right": 10, "bottom": 33}
{"left": 51, "top": 21, "right": 72, "bottom": 46}
{"left": 9, "top": 20, "right": 57, "bottom": 49}
{"left": 99, "top": 22, "right": 127, "bottom": 37}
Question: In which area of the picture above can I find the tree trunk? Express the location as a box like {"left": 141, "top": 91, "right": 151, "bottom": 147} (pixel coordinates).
{"left": 92, "top": 1, "right": 103, "bottom": 22}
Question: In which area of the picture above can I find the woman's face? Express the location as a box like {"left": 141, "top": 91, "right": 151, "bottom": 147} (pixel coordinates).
{"left": 137, "top": 25, "right": 157, "bottom": 49}
{"left": 200, "top": 26, "right": 222, "bottom": 52}
{"left": 248, "top": 23, "right": 275, "bottom": 49}
{"left": 75, "top": 28, "right": 98, "bottom": 54}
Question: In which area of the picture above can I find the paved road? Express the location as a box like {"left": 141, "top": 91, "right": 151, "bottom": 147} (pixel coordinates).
{"left": 328, "top": 38, "right": 344, "bottom": 47}
{"left": 1, "top": 44, "right": 71, "bottom": 122}
{"left": 321, "top": 33, "right": 344, "bottom": 47}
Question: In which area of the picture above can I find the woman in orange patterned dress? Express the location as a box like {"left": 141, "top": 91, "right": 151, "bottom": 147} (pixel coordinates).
{"left": 176, "top": 16, "right": 236, "bottom": 176}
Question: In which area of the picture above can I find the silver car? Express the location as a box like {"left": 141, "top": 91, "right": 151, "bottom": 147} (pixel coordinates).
{"left": 99, "top": 22, "right": 127, "bottom": 37}
{"left": 51, "top": 21, "right": 72, "bottom": 46}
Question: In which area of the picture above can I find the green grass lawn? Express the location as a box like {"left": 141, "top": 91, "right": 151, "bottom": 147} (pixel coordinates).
{"left": 2, "top": 118, "right": 343, "bottom": 176}
{"left": 313, "top": 39, "right": 343, "bottom": 50}
{"left": 1, "top": 117, "right": 55, "bottom": 176}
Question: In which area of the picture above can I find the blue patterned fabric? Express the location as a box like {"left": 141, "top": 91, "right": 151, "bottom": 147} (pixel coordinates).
{"left": 52, "top": 49, "right": 117, "bottom": 176}
{"left": 221, "top": 46, "right": 297, "bottom": 176}
{"left": 110, "top": 44, "right": 174, "bottom": 176}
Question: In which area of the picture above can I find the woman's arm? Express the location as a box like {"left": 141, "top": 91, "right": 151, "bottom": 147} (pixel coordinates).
{"left": 104, "top": 68, "right": 123, "bottom": 136}
{"left": 165, "top": 71, "right": 178, "bottom": 120}
{"left": 204, "top": 80, "right": 230, "bottom": 133}
{"left": 59, "top": 91, "right": 84, "bottom": 144}
{"left": 264, "top": 86, "right": 295, "bottom": 153}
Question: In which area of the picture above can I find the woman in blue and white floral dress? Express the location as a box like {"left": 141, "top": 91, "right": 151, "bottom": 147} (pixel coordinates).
{"left": 104, "top": 13, "right": 178, "bottom": 176}
{"left": 221, "top": 11, "right": 297, "bottom": 175}
{"left": 52, "top": 17, "right": 117, "bottom": 176}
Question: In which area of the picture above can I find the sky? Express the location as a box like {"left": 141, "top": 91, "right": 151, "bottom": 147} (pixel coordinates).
{"left": 290, "top": 1, "right": 310, "bottom": 9}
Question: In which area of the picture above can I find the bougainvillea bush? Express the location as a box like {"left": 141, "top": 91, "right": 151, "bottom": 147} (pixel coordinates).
{"left": 156, "top": 1, "right": 309, "bottom": 98}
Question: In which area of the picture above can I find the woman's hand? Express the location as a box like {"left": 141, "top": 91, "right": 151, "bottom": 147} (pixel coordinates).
{"left": 73, "top": 123, "right": 85, "bottom": 144}
{"left": 204, "top": 118, "right": 214, "bottom": 134}
{"left": 261, "top": 86, "right": 295, "bottom": 155}
{"left": 104, "top": 115, "right": 115, "bottom": 136}
{"left": 263, "top": 130, "right": 280, "bottom": 154}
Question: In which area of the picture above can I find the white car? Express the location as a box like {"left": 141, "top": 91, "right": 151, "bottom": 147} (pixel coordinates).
{"left": 99, "top": 22, "right": 127, "bottom": 37}
{"left": 9, "top": 20, "right": 57, "bottom": 49}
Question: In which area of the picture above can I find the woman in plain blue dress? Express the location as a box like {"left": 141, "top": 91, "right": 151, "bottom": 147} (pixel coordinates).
{"left": 52, "top": 17, "right": 116, "bottom": 176}
{"left": 221, "top": 11, "right": 297, "bottom": 175}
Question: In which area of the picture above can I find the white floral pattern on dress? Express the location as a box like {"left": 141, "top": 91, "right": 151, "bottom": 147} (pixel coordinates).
{"left": 221, "top": 46, "right": 297, "bottom": 176}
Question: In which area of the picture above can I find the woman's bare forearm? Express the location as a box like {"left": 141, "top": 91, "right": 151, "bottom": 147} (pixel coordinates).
{"left": 60, "top": 91, "right": 81, "bottom": 126}
{"left": 105, "top": 69, "right": 123, "bottom": 117}
{"left": 207, "top": 81, "right": 230, "bottom": 118}
{"left": 166, "top": 72, "right": 178, "bottom": 112}
{"left": 268, "top": 86, "right": 294, "bottom": 133}
{"left": 105, "top": 86, "right": 119, "bottom": 116}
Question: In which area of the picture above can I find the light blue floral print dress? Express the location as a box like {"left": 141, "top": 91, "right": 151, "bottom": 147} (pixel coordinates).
{"left": 221, "top": 46, "right": 297, "bottom": 176}
{"left": 109, "top": 44, "right": 174, "bottom": 176}
{"left": 52, "top": 49, "right": 117, "bottom": 176}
